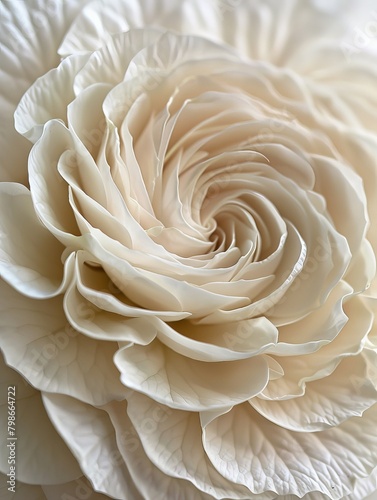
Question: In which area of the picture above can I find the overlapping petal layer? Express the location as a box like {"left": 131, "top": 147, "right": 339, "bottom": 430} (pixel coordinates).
{"left": 0, "top": 1, "right": 376, "bottom": 499}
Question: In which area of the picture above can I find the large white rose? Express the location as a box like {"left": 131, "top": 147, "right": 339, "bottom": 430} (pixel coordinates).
{"left": 1, "top": 1, "right": 377, "bottom": 499}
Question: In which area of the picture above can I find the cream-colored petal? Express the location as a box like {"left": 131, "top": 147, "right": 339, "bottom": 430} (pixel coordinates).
{"left": 0, "top": 279, "right": 126, "bottom": 406}
{"left": 73, "top": 28, "right": 162, "bottom": 92}
{"left": 250, "top": 354, "right": 377, "bottom": 431}
{"left": 74, "top": 250, "right": 190, "bottom": 322}
{"left": 154, "top": 316, "right": 278, "bottom": 362}
{"left": 0, "top": 473, "right": 47, "bottom": 500}
{"left": 270, "top": 280, "right": 352, "bottom": 355}
{"left": 311, "top": 154, "right": 370, "bottom": 255}
{"left": 0, "top": 0, "right": 90, "bottom": 182}
{"left": 28, "top": 119, "right": 81, "bottom": 246}
{"left": 78, "top": 232, "right": 250, "bottom": 317}
{"left": 0, "top": 353, "right": 82, "bottom": 485}
{"left": 104, "top": 399, "right": 218, "bottom": 500}
{"left": 345, "top": 238, "right": 376, "bottom": 294}
{"left": 66, "top": 82, "right": 111, "bottom": 160}
{"left": 64, "top": 261, "right": 157, "bottom": 345}
{"left": 0, "top": 183, "right": 70, "bottom": 298}
{"left": 115, "top": 339, "right": 269, "bottom": 411}
{"left": 346, "top": 466, "right": 377, "bottom": 500}
{"left": 203, "top": 402, "right": 377, "bottom": 498}
{"left": 14, "top": 53, "right": 90, "bottom": 143}
{"left": 330, "top": 131, "right": 377, "bottom": 260}
{"left": 195, "top": 221, "right": 306, "bottom": 324}
{"left": 251, "top": 177, "right": 353, "bottom": 322}
{"left": 217, "top": 0, "right": 372, "bottom": 66}
{"left": 126, "top": 391, "right": 272, "bottom": 499}
{"left": 42, "top": 477, "right": 110, "bottom": 500}
{"left": 261, "top": 293, "right": 373, "bottom": 401}
{"left": 42, "top": 393, "right": 141, "bottom": 500}
{"left": 58, "top": 0, "right": 225, "bottom": 56}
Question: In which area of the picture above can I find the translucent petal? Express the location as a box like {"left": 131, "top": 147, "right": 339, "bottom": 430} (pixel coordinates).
{"left": 0, "top": 183, "right": 69, "bottom": 298}
{"left": 42, "top": 393, "right": 140, "bottom": 500}
{"left": 0, "top": 353, "right": 81, "bottom": 485}
{"left": 0, "top": 279, "right": 126, "bottom": 406}
{"left": 250, "top": 354, "right": 377, "bottom": 431}
{"left": 15, "top": 54, "right": 90, "bottom": 143}
{"left": 203, "top": 402, "right": 377, "bottom": 498}
{"left": 126, "top": 391, "right": 272, "bottom": 499}
{"left": 115, "top": 340, "right": 269, "bottom": 411}
{"left": 104, "top": 399, "right": 217, "bottom": 500}
{"left": 0, "top": 0, "right": 90, "bottom": 182}
{"left": 58, "top": 0, "right": 225, "bottom": 56}
{"left": 261, "top": 294, "right": 373, "bottom": 401}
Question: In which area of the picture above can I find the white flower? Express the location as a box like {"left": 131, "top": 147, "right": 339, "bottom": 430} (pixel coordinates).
{"left": 1, "top": 1, "right": 377, "bottom": 499}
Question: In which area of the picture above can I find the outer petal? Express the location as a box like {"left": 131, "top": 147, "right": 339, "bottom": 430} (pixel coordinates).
{"left": 0, "top": 0, "right": 91, "bottom": 183}
{"left": 126, "top": 391, "right": 273, "bottom": 499}
{"left": 0, "top": 473, "right": 46, "bottom": 500}
{"left": 14, "top": 53, "right": 90, "bottom": 143}
{"left": 58, "top": 0, "right": 223, "bottom": 56}
{"left": 0, "top": 353, "right": 82, "bottom": 485}
{"left": 203, "top": 402, "right": 377, "bottom": 498}
{"left": 250, "top": 354, "right": 377, "bottom": 431}
{"left": 115, "top": 339, "right": 269, "bottom": 411}
{"left": 14, "top": 29, "right": 163, "bottom": 143}
{"left": 261, "top": 293, "right": 373, "bottom": 401}
{"left": 0, "top": 475, "right": 113, "bottom": 500}
{"left": 42, "top": 477, "right": 110, "bottom": 500}
{"left": 335, "top": 133, "right": 377, "bottom": 264}
{"left": 210, "top": 0, "right": 376, "bottom": 65}
{"left": 42, "top": 393, "right": 141, "bottom": 500}
{"left": 73, "top": 28, "right": 163, "bottom": 92}
{"left": 104, "top": 399, "right": 217, "bottom": 500}
{"left": 346, "top": 466, "right": 377, "bottom": 500}
{"left": 270, "top": 280, "right": 351, "bottom": 355}
{"left": 0, "top": 279, "right": 126, "bottom": 406}
{"left": 57, "top": 0, "right": 376, "bottom": 65}
{"left": 0, "top": 183, "right": 70, "bottom": 299}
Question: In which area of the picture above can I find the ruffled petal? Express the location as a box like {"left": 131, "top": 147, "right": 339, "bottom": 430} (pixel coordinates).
{"left": 125, "top": 391, "right": 272, "bottom": 499}
{"left": 0, "top": 353, "right": 82, "bottom": 485}
{"left": 28, "top": 119, "right": 82, "bottom": 245}
{"left": 73, "top": 28, "right": 162, "bottom": 92}
{"left": 270, "top": 280, "right": 351, "bottom": 355}
{"left": 104, "top": 399, "right": 217, "bottom": 500}
{"left": 250, "top": 354, "right": 377, "bottom": 431}
{"left": 203, "top": 402, "right": 377, "bottom": 498}
{"left": 345, "top": 466, "right": 377, "bottom": 500}
{"left": 57, "top": 0, "right": 376, "bottom": 69}
{"left": 58, "top": 0, "right": 224, "bottom": 56}
{"left": 0, "top": 279, "right": 126, "bottom": 406}
{"left": 0, "top": 183, "right": 69, "bottom": 299}
{"left": 260, "top": 293, "right": 373, "bottom": 401}
{"left": 42, "top": 392, "right": 141, "bottom": 500}
{"left": 115, "top": 339, "right": 269, "bottom": 411}
{"left": 72, "top": 250, "right": 190, "bottom": 323}
{"left": 15, "top": 53, "right": 90, "bottom": 143}
{"left": 0, "top": 0, "right": 90, "bottom": 183}
{"left": 152, "top": 316, "right": 278, "bottom": 362}
{"left": 334, "top": 132, "right": 377, "bottom": 262}
{"left": 64, "top": 257, "right": 157, "bottom": 345}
